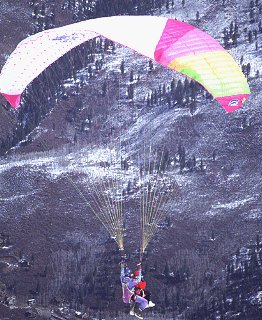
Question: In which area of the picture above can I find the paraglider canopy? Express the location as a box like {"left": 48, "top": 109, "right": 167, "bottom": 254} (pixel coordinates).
{"left": 0, "top": 15, "right": 250, "bottom": 111}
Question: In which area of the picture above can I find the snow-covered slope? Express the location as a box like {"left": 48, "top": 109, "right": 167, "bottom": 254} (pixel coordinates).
{"left": 0, "top": 0, "right": 261, "bottom": 318}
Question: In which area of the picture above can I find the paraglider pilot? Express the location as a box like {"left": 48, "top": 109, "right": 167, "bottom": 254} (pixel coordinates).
{"left": 120, "top": 261, "right": 155, "bottom": 319}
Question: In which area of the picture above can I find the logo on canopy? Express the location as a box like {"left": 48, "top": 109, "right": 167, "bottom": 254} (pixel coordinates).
{"left": 52, "top": 32, "right": 83, "bottom": 42}
{"left": 229, "top": 99, "right": 239, "bottom": 107}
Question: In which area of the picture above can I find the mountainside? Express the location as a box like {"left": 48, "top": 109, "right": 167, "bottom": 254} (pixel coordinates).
{"left": 188, "top": 238, "right": 262, "bottom": 319}
{"left": 0, "top": 0, "right": 261, "bottom": 319}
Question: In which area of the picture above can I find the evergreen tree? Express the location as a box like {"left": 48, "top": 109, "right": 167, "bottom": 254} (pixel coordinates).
{"left": 229, "top": 21, "right": 234, "bottom": 37}
{"left": 232, "top": 22, "right": 239, "bottom": 45}
{"left": 183, "top": 78, "right": 190, "bottom": 102}
{"left": 40, "top": 2, "right": 46, "bottom": 16}
{"left": 189, "top": 101, "right": 197, "bottom": 115}
{"left": 33, "top": 5, "right": 38, "bottom": 18}
{"left": 256, "top": 234, "right": 260, "bottom": 249}
{"left": 249, "top": 5, "right": 255, "bottom": 23}
{"left": 148, "top": 60, "right": 154, "bottom": 71}
{"left": 146, "top": 94, "right": 150, "bottom": 106}
{"left": 170, "top": 78, "right": 175, "bottom": 93}
{"left": 242, "top": 64, "right": 246, "bottom": 76}
{"left": 127, "top": 84, "right": 134, "bottom": 100}
{"left": 74, "top": 132, "right": 78, "bottom": 144}
{"left": 175, "top": 80, "right": 184, "bottom": 106}
{"left": 189, "top": 80, "right": 196, "bottom": 102}
{"left": 258, "top": 20, "right": 262, "bottom": 32}
{"left": 164, "top": 261, "right": 170, "bottom": 277}
{"left": 162, "top": 83, "right": 166, "bottom": 96}
{"left": 254, "top": 29, "right": 258, "bottom": 39}
{"left": 234, "top": 21, "right": 239, "bottom": 35}
{"left": 248, "top": 30, "right": 253, "bottom": 43}
{"left": 87, "top": 65, "right": 92, "bottom": 78}
{"left": 102, "top": 80, "right": 107, "bottom": 97}
{"left": 223, "top": 28, "right": 230, "bottom": 48}
{"left": 120, "top": 60, "right": 125, "bottom": 75}
{"left": 246, "top": 63, "right": 251, "bottom": 77}
{"left": 196, "top": 11, "right": 200, "bottom": 21}
{"left": 154, "top": 89, "right": 158, "bottom": 105}
{"left": 129, "top": 69, "right": 134, "bottom": 82}
{"left": 232, "top": 31, "right": 238, "bottom": 46}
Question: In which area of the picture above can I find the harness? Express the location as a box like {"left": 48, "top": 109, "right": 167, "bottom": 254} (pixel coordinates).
{"left": 122, "top": 283, "right": 134, "bottom": 304}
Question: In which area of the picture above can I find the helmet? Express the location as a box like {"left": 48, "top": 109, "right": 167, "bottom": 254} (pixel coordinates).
{"left": 133, "top": 270, "right": 140, "bottom": 277}
{"left": 124, "top": 268, "right": 131, "bottom": 277}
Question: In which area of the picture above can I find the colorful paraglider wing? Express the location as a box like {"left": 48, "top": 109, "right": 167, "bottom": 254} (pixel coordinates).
{"left": 0, "top": 16, "right": 250, "bottom": 111}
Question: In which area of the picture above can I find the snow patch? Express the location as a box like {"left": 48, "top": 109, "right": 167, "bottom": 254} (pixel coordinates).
{"left": 250, "top": 291, "right": 262, "bottom": 306}
{"left": 212, "top": 196, "right": 255, "bottom": 210}
{"left": 0, "top": 192, "right": 35, "bottom": 202}
{"left": 243, "top": 208, "right": 261, "bottom": 220}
